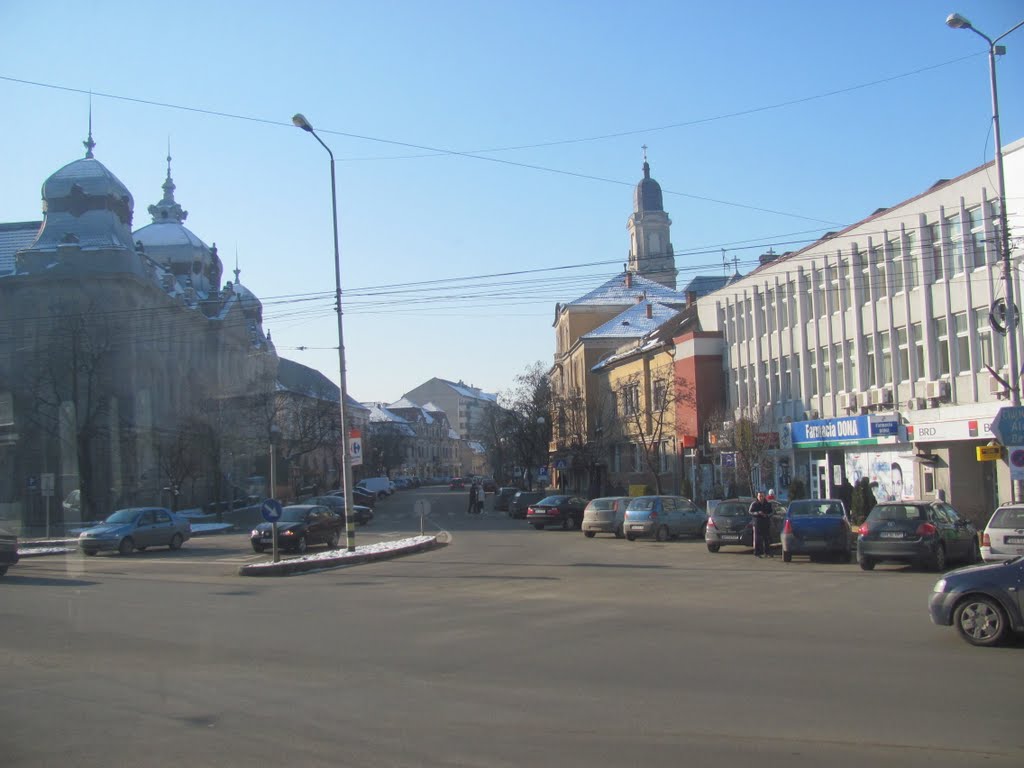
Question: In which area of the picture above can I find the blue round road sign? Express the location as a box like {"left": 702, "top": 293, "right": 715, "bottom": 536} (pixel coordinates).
{"left": 261, "top": 498, "right": 283, "bottom": 522}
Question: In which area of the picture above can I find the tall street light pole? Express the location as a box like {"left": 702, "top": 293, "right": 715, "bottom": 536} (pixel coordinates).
{"left": 946, "top": 12, "right": 1024, "bottom": 500}
{"left": 292, "top": 113, "right": 356, "bottom": 551}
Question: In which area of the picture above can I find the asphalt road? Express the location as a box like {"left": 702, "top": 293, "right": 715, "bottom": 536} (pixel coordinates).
{"left": 2, "top": 487, "right": 1021, "bottom": 767}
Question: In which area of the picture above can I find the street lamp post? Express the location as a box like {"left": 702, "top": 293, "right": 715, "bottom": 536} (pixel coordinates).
{"left": 946, "top": 13, "right": 1024, "bottom": 500}
{"left": 292, "top": 113, "right": 356, "bottom": 552}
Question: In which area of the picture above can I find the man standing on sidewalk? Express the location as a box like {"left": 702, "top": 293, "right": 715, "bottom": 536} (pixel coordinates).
{"left": 749, "top": 490, "right": 774, "bottom": 558}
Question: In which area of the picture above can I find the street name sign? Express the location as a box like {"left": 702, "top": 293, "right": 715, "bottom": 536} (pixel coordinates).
{"left": 990, "top": 406, "right": 1024, "bottom": 445}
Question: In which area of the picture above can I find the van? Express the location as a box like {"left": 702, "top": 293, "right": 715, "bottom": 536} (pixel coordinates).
{"left": 356, "top": 477, "right": 394, "bottom": 498}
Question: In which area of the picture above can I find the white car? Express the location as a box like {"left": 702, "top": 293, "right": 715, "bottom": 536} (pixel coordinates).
{"left": 981, "top": 504, "right": 1024, "bottom": 562}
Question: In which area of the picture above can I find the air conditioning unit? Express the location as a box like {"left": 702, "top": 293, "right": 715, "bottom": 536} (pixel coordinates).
{"left": 856, "top": 391, "right": 871, "bottom": 408}
{"left": 877, "top": 387, "right": 893, "bottom": 405}
{"left": 805, "top": 410, "right": 819, "bottom": 421}
{"left": 837, "top": 392, "right": 853, "bottom": 410}
{"left": 905, "top": 397, "right": 926, "bottom": 411}
{"left": 925, "top": 380, "right": 951, "bottom": 400}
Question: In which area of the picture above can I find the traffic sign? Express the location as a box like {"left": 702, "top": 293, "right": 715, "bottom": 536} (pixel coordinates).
{"left": 990, "top": 406, "right": 1024, "bottom": 445}
{"left": 261, "top": 498, "right": 283, "bottom": 522}
{"left": 1010, "top": 447, "right": 1024, "bottom": 481}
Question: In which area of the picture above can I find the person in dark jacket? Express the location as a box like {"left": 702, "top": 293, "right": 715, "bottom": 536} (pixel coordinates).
{"left": 468, "top": 482, "right": 478, "bottom": 514}
{"left": 749, "top": 491, "right": 774, "bottom": 558}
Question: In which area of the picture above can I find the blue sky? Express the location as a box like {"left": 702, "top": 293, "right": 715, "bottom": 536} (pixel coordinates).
{"left": 2, "top": 0, "right": 1023, "bottom": 404}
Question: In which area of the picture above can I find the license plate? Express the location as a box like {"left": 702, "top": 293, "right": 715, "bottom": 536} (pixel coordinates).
{"left": 1006, "top": 536, "right": 1024, "bottom": 544}
{"left": 721, "top": 534, "right": 741, "bottom": 541}
{"left": 880, "top": 531, "right": 904, "bottom": 539}
{"left": 630, "top": 524, "right": 645, "bottom": 531}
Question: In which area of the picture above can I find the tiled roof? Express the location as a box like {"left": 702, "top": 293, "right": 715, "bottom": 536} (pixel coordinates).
{"left": 582, "top": 302, "right": 681, "bottom": 340}
{"left": 567, "top": 272, "right": 687, "bottom": 308}
{"left": 0, "top": 221, "right": 41, "bottom": 274}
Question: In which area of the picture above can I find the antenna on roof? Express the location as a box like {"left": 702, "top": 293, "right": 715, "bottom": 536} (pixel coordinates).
{"left": 721, "top": 249, "right": 728, "bottom": 277}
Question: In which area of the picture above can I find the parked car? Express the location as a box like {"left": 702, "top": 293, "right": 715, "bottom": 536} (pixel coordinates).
{"left": 494, "top": 487, "right": 519, "bottom": 512}
{"left": 781, "top": 499, "right": 853, "bottom": 563}
{"left": 526, "top": 494, "right": 589, "bottom": 530}
{"left": 581, "top": 496, "right": 630, "bottom": 538}
{"left": 981, "top": 504, "right": 1024, "bottom": 562}
{"left": 304, "top": 495, "right": 374, "bottom": 526}
{"left": 326, "top": 487, "right": 376, "bottom": 508}
{"left": 623, "top": 495, "right": 705, "bottom": 541}
{"left": 356, "top": 477, "right": 393, "bottom": 498}
{"left": 481, "top": 478, "right": 497, "bottom": 493}
{"left": 508, "top": 490, "right": 546, "bottom": 519}
{"left": 705, "top": 497, "right": 786, "bottom": 553}
{"left": 0, "top": 526, "right": 19, "bottom": 576}
{"left": 929, "top": 556, "right": 1024, "bottom": 646}
{"left": 449, "top": 477, "right": 465, "bottom": 490}
{"left": 79, "top": 507, "right": 191, "bottom": 556}
{"left": 857, "top": 500, "right": 980, "bottom": 571}
{"left": 250, "top": 504, "right": 342, "bottom": 554}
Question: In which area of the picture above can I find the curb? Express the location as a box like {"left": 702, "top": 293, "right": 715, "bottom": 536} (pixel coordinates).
{"left": 237, "top": 535, "right": 443, "bottom": 577}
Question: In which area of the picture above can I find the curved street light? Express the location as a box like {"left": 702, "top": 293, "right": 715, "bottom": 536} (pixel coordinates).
{"left": 292, "top": 113, "right": 356, "bottom": 551}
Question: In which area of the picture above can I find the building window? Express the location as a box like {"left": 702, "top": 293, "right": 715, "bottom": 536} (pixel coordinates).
{"left": 788, "top": 280, "right": 798, "bottom": 323}
{"left": 967, "top": 205, "right": 987, "bottom": 267}
{"left": 782, "top": 355, "right": 792, "bottom": 400}
{"left": 745, "top": 298, "right": 753, "bottom": 339}
{"left": 934, "top": 316, "right": 951, "bottom": 377}
{"left": 945, "top": 212, "right": 965, "bottom": 275}
{"left": 904, "top": 230, "right": 918, "bottom": 290}
{"left": 837, "top": 259, "right": 849, "bottom": 311}
{"left": 652, "top": 380, "right": 666, "bottom": 412}
{"left": 761, "top": 290, "right": 771, "bottom": 334}
{"left": 611, "top": 444, "right": 621, "bottom": 473}
{"left": 870, "top": 246, "right": 884, "bottom": 300}
{"left": 974, "top": 308, "right": 993, "bottom": 370}
{"left": 864, "top": 335, "right": 876, "bottom": 388}
{"left": 633, "top": 443, "right": 643, "bottom": 472}
{"left": 659, "top": 441, "right": 671, "bottom": 474}
{"left": 912, "top": 323, "right": 925, "bottom": 380}
{"left": 954, "top": 312, "right": 970, "bottom": 374}
{"left": 897, "top": 326, "right": 910, "bottom": 383}
{"left": 623, "top": 383, "right": 640, "bottom": 415}
{"left": 833, "top": 342, "right": 845, "bottom": 391}
{"left": 928, "top": 221, "right": 943, "bottom": 281}
{"left": 778, "top": 284, "right": 789, "bottom": 327}
{"left": 808, "top": 348, "right": 818, "bottom": 397}
{"left": 820, "top": 345, "right": 831, "bottom": 395}
{"left": 889, "top": 238, "right": 903, "bottom": 294}
{"left": 879, "top": 330, "right": 892, "bottom": 386}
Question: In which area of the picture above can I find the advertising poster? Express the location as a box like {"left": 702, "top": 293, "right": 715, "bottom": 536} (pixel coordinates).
{"left": 844, "top": 449, "right": 915, "bottom": 502}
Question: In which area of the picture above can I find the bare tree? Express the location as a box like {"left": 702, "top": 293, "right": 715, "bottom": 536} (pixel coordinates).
{"left": 550, "top": 382, "right": 615, "bottom": 495}
{"left": 156, "top": 416, "right": 215, "bottom": 512}
{"left": 495, "top": 362, "right": 551, "bottom": 484}
{"left": 704, "top": 404, "right": 773, "bottom": 496}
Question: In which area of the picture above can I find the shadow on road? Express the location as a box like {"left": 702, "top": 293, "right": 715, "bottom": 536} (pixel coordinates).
{"left": 1, "top": 574, "right": 99, "bottom": 587}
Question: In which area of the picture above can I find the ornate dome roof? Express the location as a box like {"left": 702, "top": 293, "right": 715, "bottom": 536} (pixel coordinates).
{"left": 633, "top": 159, "right": 664, "bottom": 214}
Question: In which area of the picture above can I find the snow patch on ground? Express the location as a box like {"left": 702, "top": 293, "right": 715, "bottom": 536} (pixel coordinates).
{"left": 244, "top": 535, "right": 435, "bottom": 571}
{"left": 18, "top": 546, "right": 76, "bottom": 557}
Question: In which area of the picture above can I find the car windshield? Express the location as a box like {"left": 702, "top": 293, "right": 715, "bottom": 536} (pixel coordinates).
{"left": 989, "top": 507, "right": 1024, "bottom": 528}
{"left": 588, "top": 498, "right": 621, "bottom": 511}
{"left": 715, "top": 502, "right": 752, "bottom": 517}
{"left": 868, "top": 505, "right": 926, "bottom": 522}
{"left": 279, "top": 507, "right": 312, "bottom": 523}
{"left": 103, "top": 509, "right": 140, "bottom": 524}
{"left": 537, "top": 495, "right": 568, "bottom": 505}
{"left": 789, "top": 501, "right": 845, "bottom": 517}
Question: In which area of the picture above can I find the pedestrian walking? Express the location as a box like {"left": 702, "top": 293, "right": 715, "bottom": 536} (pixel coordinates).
{"left": 467, "top": 481, "right": 478, "bottom": 514}
{"left": 749, "top": 490, "right": 774, "bottom": 558}
{"left": 476, "top": 483, "right": 486, "bottom": 515}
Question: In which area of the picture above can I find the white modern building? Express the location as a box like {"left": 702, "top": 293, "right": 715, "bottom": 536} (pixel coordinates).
{"left": 697, "top": 138, "right": 1024, "bottom": 519}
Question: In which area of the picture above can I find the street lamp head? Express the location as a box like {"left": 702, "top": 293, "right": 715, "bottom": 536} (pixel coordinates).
{"left": 946, "top": 13, "right": 973, "bottom": 30}
{"left": 291, "top": 113, "right": 314, "bottom": 132}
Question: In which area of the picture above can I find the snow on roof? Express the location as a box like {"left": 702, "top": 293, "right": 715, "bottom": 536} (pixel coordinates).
{"left": 566, "top": 272, "right": 686, "bottom": 308}
{"left": 467, "top": 440, "right": 486, "bottom": 454}
{"left": 0, "top": 221, "right": 41, "bottom": 274}
{"left": 438, "top": 378, "right": 498, "bottom": 402}
{"left": 388, "top": 397, "right": 422, "bottom": 410}
{"left": 682, "top": 274, "right": 740, "bottom": 298}
{"left": 582, "top": 302, "right": 680, "bottom": 341}
{"left": 366, "top": 403, "right": 416, "bottom": 436}
{"left": 448, "top": 428, "right": 461, "bottom": 440}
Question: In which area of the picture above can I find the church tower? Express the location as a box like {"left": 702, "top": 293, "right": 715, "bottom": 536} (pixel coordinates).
{"left": 626, "top": 148, "right": 677, "bottom": 290}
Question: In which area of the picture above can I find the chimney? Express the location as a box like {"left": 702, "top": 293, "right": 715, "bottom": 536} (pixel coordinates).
{"left": 686, "top": 290, "right": 697, "bottom": 307}
{"left": 646, "top": 303, "right": 653, "bottom": 319}
{"left": 625, "top": 272, "right": 633, "bottom": 288}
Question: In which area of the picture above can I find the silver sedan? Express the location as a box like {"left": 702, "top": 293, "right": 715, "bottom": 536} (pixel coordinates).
{"left": 79, "top": 507, "right": 192, "bottom": 556}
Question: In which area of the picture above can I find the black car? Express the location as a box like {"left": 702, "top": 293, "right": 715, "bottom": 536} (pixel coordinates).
{"left": 929, "top": 556, "right": 1024, "bottom": 646}
{"left": 0, "top": 526, "right": 18, "bottom": 576}
{"left": 304, "top": 495, "right": 374, "bottom": 526}
{"left": 326, "top": 487, "right": 376, "bottom": 509}
{"left": 494, "top": 487, "right": 519, "bottom": 512}
{"left": 250, "top": 504, "right": 343, "bottom": 554}
{"left": 705, "top": 498, "right": 786, "bottom": 552}
{"left": 508, "top": 490, "right": 546, "bottom": 519}
{"left": 526, "top": 494, "right": 589, "bottom": 530}
{"left": 858, "top": 500, "right": 980, "bottom": 571}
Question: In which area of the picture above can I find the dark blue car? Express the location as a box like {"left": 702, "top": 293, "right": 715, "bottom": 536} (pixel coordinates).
{"left": 929, "top": 557, "right": 1024, "bottom": 646}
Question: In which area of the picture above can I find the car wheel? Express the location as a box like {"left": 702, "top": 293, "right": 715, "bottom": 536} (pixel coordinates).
{"left": 584, "top": 531, "right": 596, "bottom": 538}
{"left": 118, "top": 537, "right": 134, "bottom": 556}
{"left": 931, "top": 544, "right": 947, "bottom": 572}
{"left": 562, "top": 516, "right": 576, "bottom": 531}
{"left": 82, "top": 548, "right": 97, "bottom": 557}
{"left": 252, "top": 543, "right": 265, "bottom": 553}
{"left": 707, "top": 543, "right": 720, "bottom": 553}
{"left": 533, "top": 524, "right": 545, "bottom": 531}
{"left": 614, "top": 524, "right": 624, "bottom": 539}
{"left": 169, "top": 533, "right": 183, "bottom": 551}
{"left": 783, "top": 552, "right": 792, "bottom": 563}
{"left": 655, "top": 525, "right": 669, "bottom": 542}
{"left": 326, "top": 531, "right": 340, "bottom": 549}
{"left": 296, "top": 536, "right": 308, "bottom": 555}
{"left": 954, "top": 596, "right": 1008, "bottom": 647}
{"left": 626, "top": 534, "right": 637, "bottom": 541}
{"left": 858, "top": 555, "right": 875, "bottom": 571}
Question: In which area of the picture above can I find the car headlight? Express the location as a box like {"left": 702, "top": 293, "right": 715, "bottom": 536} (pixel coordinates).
{"left": 251, "top": 529, "right": 260, "bottom": 537}
{"left": 933, "top": 578, "right": 949, "bottom": 593}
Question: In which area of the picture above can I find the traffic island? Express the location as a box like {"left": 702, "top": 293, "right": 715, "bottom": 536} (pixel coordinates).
{"left": 237, "top": 535, "right": 443, "bottom": 577}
